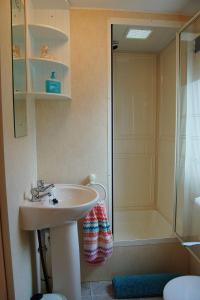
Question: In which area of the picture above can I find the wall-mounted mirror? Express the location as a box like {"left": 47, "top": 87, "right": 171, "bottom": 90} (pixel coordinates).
{"left": 176, "top": 12, "right": 200, "bottom": 259}
{"left": 11, "top": 0, "right": 27, "bottom": 138}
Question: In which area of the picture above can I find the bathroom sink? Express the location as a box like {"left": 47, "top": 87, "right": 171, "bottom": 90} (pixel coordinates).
{"left": 163, "top": 275, "right": 200, "bottom": 300}
{"left": 20, "top": 184, "right": 98, "bottom": 230}
{"left": 20, "top": 183, "right": 99, "bottom": 299}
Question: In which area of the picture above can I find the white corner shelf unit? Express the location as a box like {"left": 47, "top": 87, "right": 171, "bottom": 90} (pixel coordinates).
{"left": 13, "top": 0, "right": 71, "bottom": 101}
{"left": 29, "top": 92, "right": 71, "bottom": 101}
{"left": 29, "top": 57, "right": 69, "bottom": 71}
{"left": 28, "top": 24, "right": 68, "bottom": 41}
{"left": 12, "top": 24, "right": 25, "bottom": 42}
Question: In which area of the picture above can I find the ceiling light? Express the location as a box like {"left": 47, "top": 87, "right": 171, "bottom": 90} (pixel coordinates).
{"left": 126, "top": 29, "right": 152, "bottom": 39}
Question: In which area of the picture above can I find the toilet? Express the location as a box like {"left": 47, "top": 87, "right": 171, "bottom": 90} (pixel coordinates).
{"left": 42, "top": 295, "right": 67, "bottom": 300}
{"left": 32, "top": 294, "right": 67, "bottom": 300}
{"left": 163, "top": 275, "right": 200, "bottom": 300}
{"left": 42, "top": 294, "right": 67, "bottom": 300}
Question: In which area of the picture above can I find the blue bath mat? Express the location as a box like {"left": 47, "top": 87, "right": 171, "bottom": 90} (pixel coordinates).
{"left": 112, "top": 273, "right": 181, "bottom": 299}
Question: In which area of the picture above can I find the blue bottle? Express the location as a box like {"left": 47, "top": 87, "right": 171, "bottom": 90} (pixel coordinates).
{"left": 45, "top": 71, "right": 61, "bottom": 94}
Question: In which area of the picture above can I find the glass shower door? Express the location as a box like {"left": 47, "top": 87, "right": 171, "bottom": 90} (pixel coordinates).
{"left": 176, "top": 11, "right": 200, "bottom": 257}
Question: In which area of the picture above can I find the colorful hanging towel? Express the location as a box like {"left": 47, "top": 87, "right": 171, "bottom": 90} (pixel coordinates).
{"left": 83, "top": 202, "right": 113, "bottom": 264}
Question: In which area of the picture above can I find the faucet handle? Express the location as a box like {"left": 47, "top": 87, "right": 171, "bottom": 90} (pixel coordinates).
{"left": 37, "top": 179, "right": 45, "bottom": 189}
{"left": 30, "top": 187, "right": 51, "bottom": 202}
{"left": 31, "top": 187, "right": 39, "bottom": 200}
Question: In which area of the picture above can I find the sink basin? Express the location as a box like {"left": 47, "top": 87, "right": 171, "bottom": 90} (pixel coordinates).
{"left": 20, "top": 184, "right": 98, "bottom": 230}
{"left": 164, "top": 275, "right": 200, "bottom": 300}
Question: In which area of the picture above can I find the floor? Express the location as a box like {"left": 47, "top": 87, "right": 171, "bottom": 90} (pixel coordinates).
{"left": 81, "top": 281, "right": 163, "bottom": 300}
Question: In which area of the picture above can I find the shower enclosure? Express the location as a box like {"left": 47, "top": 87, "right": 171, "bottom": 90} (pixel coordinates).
{"left": 112, "top": 24, "right": 178, "bottom": 242}
{"left": 176, "top": 11, "right": 200, "bottom": 260}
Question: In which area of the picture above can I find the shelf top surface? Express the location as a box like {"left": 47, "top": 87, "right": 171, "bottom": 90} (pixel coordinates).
{"left": 15, "top": 91, "right": 71, "bottom": 101}
{"left": 31, "top": 92, "right": 71, "bottom": 101}
{"left": 29, "top": 24, "right": 68, "bottom": 41}
{"left": 29, "top": 57, "right": 69, "bottom": 69}
{"left": 13, "top": 57, "right": 25, "bottom": 61}
{"left": 12, "top": 24, "right": 24, "bottom": 27}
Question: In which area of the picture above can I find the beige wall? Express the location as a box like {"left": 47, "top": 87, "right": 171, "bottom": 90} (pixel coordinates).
{"left": 36, "top": 8, "right": 187, "bottom": 193}
{"left": 0, "top": 1, "right": 37, "bottom": 299}
{"left": 156, "top": 40, "right": 176, "bottom": 223}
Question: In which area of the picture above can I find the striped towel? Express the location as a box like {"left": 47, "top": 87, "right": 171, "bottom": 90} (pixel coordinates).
{"left": 83, "top": 202, "right": 113, "bottom": 264}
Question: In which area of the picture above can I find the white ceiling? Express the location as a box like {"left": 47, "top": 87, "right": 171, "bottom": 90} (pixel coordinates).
{"left": 113, "top": 25, "right": 177, "bottom": 52}
{"left": 69, "top": 0, "right": 200, "bottom": 16}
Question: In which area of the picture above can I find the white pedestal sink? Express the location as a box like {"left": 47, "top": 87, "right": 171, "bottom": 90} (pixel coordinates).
{"left": 164, "top": 275, "right": 200, "bottom": 300}
{"left": 20, "top": 184, "right": 98, "bottom": 300}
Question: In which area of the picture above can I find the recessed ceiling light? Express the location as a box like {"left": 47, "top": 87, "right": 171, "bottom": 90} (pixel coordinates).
{"left": 126, "top": 29, "right": 152, "bottom": 39}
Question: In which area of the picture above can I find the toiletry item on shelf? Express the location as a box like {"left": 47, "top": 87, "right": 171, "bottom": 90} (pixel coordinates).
{"left": 40, "top": 45, "right": 55, "bottom": 60}
{"left": 13, "top": 45, "right": 20, "bottom": 58}
{"left": 45, "top": 72, "right": 61, "bottom": 94}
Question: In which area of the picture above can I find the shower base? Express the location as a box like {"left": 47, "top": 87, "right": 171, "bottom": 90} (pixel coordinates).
{"left": 114, "top": 209, "right": 175, "bottom": 242}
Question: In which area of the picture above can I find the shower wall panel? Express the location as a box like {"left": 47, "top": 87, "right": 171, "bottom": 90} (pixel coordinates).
{"left": 113, "top": 52, "right": 157, "bottom": 210}
{"left": 156, "top": 40, "right": 176, "bottom": 223}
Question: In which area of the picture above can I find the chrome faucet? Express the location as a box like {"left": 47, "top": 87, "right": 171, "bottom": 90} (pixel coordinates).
{"left": 37, "top": 180, "right": 55, "bottom": 192}
{"left": 31, "top": 188, "right": 51, "bottom": 202}
{"left": 30, "top": 180, "right": 55, "bottom": 202}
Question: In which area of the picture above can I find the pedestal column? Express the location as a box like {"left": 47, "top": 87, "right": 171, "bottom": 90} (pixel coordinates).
{"left": 50, "top": 221, "right": 81, "bottom": 300}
